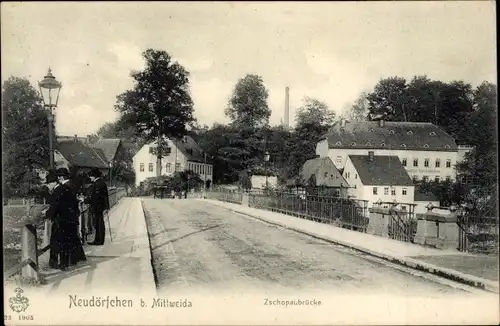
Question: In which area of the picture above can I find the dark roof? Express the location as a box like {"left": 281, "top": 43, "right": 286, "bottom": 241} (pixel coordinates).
{"left": 299, "top": 157, "right": 348, "bottom": 187}
{"left": 324, "top": 121, "right": 457, "bottom": 151}
{"left": 57, "top": 140, "right": 109, "bottom": 169}
{"left": 172, "top": 136, "right": 213, "bottom": 164}
{"left": 348, "top": 154, "right": 413, "bottom": 186}
{"left": 414, "top": 190, "right": 439, "bottom": 202}
{"left": 90, "top": 138, "right": 122, "bottom": 162}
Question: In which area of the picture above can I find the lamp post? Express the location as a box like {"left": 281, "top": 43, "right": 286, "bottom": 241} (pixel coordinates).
{"left": 38, "top": 68, "right": 62, "bottom": 170}
{"left": 109, "top": 161, "right": 113, "bottom": 186}
{"left": 264, "top": 151, "right": 270, "bottom": 190}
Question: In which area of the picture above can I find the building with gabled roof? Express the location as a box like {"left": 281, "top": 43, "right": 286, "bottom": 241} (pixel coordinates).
{"left": 342, "top": 151, "right": 415, "bottom": 209}
{"left": 55, "top": 137, "right": 109, "bottom": 173}
{"left": 89, "top": 138, "right": 122, "bottom": 163}
{"left": 132, "top": 135, "right": 213, "bottom": 188}
{"left": 316, "top": 119, "right": 462, "bottom": 183}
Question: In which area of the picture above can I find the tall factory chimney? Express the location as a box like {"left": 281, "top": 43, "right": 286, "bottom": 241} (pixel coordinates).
{"left": 284, "top": 86, "right": 290, "bottom": 129}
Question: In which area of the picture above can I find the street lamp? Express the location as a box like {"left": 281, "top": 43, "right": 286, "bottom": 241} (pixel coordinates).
{"left": 264, "top": 151, "right": 270, "bottom": 189}
{"left": 109, "top": 161, "right": 113, "bottom": 186}
{"left": 38, "top": 68, "right": 62, "bottom": 170}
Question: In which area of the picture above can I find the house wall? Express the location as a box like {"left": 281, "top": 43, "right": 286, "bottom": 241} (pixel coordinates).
{"left": 314, "top": 159, "right": 347, "bottom": 188}
{"left": 319, "top": 147, "right": 458, "bottom": 182}
{"left": 132, "top": 140, "right": 213, "bottom": 187}
{"left": 362, "top": 185, "right": 415, "bottom": 209}
{"left": 251, "top": 175, "right": 278, "bottom": 189}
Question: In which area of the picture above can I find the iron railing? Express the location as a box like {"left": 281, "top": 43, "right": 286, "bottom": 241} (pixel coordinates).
{"left": 373, "top": 201, "right": 418, "bottom": 243}
{"left": 4, "top": 187, "right": 126, "bottom": 282}
{"left": 457, "top": 199, "right": 499, "bottom": 253}
{"left": 206, "top": 189, "right": 243, "bottom": 204}
{"left": 248, "top": 191, "right": 369, "bottom": 231}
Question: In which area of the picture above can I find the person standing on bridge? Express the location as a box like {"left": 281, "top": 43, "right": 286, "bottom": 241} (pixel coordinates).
{"left": 85, "top": 168, "right": 109, "bottom": 245}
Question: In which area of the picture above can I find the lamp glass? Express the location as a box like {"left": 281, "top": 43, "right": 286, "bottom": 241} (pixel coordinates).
{"left": 264, "top": 152, "right": 270, "bottom": 162}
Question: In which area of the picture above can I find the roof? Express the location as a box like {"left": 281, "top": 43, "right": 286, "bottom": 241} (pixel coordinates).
{"left": 291, "top": 157, "right": 348, "bottom": 187}
{"left": 172, "top": 136, "right": 213, "bottom": 164}
{"left": 414, "top": 190, "right": 439, "bottom": 202}
{"left": 89, "top": 138, "right": 122, "bottom": 162}
{"left": 323, "top": 121, "right": 457, "bottom": 151}
{"left": 57, "top": 139, "right": 109, "bottom": 169}
{"left": 348, "top": 154, "right": 413, "bottom": 186}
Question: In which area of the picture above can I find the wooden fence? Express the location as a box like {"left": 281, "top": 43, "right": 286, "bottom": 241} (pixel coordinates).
{"left": 4, "top": 187, "right": 127, "bottom": 282}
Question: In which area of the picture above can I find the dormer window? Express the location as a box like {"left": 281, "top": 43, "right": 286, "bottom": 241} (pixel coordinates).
{"left": 389, "top": 130, "right": 395, "bottom": 135}
{"left": 351, "top": 142, "right": 356, "bottom": 146}
{"left": 369, "top": 128, "right": 374, "bottom": 132}
{"left": 423, "top": 144, "right": 430, "bottom": 148}
{"left": 335, "top": 141, "right": 342, "bottom": 146}
{"left": 380, "top": 143, "right": 386, "bottom": 147}
{"left": 429, "top": 132, "right": 436, "bottom": 136}
{"left": 366, "top": 141, "right": 371, "bottom": 146}
{"left": 444, "top": 145, "right": 450, "bottom": 149}
{"left": 401, "top": 144, "right": 406, "bottom": 148}
{"left": 407, "top": 131, "right": 413, "bottom": 135}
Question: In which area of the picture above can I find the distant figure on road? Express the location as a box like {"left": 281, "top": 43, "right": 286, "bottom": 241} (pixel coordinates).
{"left": 85, "top": 168, "right": 109, "bottom": 245}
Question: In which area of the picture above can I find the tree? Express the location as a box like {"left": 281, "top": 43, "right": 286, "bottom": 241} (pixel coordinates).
{"left": 342, "top": 92, "right": 370, "bottom": 121}
{"left": 295, "top": 97, "right": 336, "bottom": 128}
{"left": 366, "top": 77, "right": 409, "bottom": 121}
{"left": 2, "top": 76, "right": 56, "bottom": 197}
{"left": 225, "top": 74, "right": 271, "bottom": 129}
{"left": 115, "top": 49, "right": 195, "bottom": 177}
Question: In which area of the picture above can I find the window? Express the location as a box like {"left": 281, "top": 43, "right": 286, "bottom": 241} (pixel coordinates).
{"left": 148, "top": 163, "right": 154, "bottom": 172}
{"left": 324, "top": 172, "right": 328, "bottom": 178}
{"left": 446, "top": 176, "right": 451, "bottom": 182}
{"left": 435, "top": 176, "right": 440, "bottom": 182}
{"left": 423, "top": 176, "right": 429, "bottom": 182}
{"left": 424, "top": 158, "right": 429, "bottom": 167}
{"left": 373, "top": 187, "right": 378, "bottom": 195}
{"left": 389, "top": 130, "right": 395, "bottom": 135}
{"left": 335, "top": 189, "right": 340, "bottom": 197}
{"left": 446, "top": 159, "right": 451, "bottom": 168}
{"left": 402, "top": 188, "right": 407, "bottom": 196}
{"left": 435, "top": 159, "right": 441, "bottom": 168}
{"left": 354, "top": 174, "right": 357, "bottom": 179}
{"left": 407, "top": 131, "right": 413, "bottom": 135}
{"left": 381, "top": 143, "right": 386, "bottom": 147}
{"left": 166, "top": 163, "right": 171, "bottom": 172}
{"left": 351, "top": 142, "right": 356, "bottom": 146}
{"left": 391, "top": 188, "right": 396, "bottom": 196}
{"left": 444, "top": 145, "right": 450, "bottom": 149}
{"left": 140, "top": 163, "right": 144, "bottom": 172}
{"left": 413, "top": 158, "right": 418, "bottom": 167}
{"left": 369, "top": 128, "right": 374, "bottom": 132}
{"left": 401, "top": 144, "right": 406, "bottom": 148}
{"left": 423, "top": 144, "right": 429, "bottom": 148}
{"left": 366, "top": 141, "right": 372, "bottom": 146}
{"left": 384, "top": 187, "right": 389, "bottom": 195}
{"left": 429, "top": 132, "right": 436, "bottom": 136}
{"left": 412, "top": 175, "right": 418, "bottom": 181}
{"left": 336, "top": 156, "right": 342, "bottom": 164}
{"left": 175, "top": 163, "right": 180, "bottom": 171}
{"left": 402, "top": 158, "right": 407, "bottom": 166}
{"left": 401, "top": 205, "right": 407, "bottom": 211}
{"left": 335, "top": 141, "right": 342, "bottom": 146}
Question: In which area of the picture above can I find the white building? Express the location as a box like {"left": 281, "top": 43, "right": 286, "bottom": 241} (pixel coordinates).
{"left": 316, "top": 119, "right": 466, "bottom": 182}
{"left": 132, "top": 136, "right": 213, "bottom": 188}
{"left": 342, "top": 151, "right": 415, "bottom": 210}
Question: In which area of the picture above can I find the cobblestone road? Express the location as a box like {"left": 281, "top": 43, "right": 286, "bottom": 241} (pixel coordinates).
{"left": 142, "top": 198, "right": 489, "bottom": 296}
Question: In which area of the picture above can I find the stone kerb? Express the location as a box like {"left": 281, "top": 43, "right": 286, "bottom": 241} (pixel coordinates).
{"left": 367, "top": 207, "right": 390, "bottom": 237}
{"left": 414, "top": 209, "right": 459, "bottom": 250}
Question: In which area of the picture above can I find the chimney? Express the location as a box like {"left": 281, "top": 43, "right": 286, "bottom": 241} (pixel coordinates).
{"left": 368, "top": 151, "right": 375, "bottom": 161}
{"left": 284, "top": 86, "right": 290, "bottom": 129}
{"left": 379, "top": 119, "right": 385, "bottom": 127}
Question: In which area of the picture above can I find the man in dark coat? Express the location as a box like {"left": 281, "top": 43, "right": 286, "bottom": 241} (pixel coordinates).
{"left": 45, "top": 170, "right": 63, "bottom": 269}
{"left": 85, "top": 168, "right": 109, "bottom": 245}
{"left": 56, "top": 168, "right": 87, "bottom": 266}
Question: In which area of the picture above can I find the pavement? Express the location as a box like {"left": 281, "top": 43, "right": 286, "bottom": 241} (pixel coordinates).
{"left": 198, "top": 198, "right": 500, "bottom": 294}
{"left": 31, "top": 197, "right": 156, "bottom": 295}
{"left": 140, "top": 198, "right": 491, "bottom": 296}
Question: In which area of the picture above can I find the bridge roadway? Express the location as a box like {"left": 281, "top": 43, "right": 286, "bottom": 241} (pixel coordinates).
{"left": 142, "top": 198, "right": 480, "bottom": 296}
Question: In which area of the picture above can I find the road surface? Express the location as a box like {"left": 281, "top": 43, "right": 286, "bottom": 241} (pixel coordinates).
{"left": 142, "top": 198, "right": 485, "bottom": 296}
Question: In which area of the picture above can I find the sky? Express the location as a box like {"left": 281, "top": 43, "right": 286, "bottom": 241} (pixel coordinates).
{"left": 1, "top": 2, "right": 496, "bottom": 136}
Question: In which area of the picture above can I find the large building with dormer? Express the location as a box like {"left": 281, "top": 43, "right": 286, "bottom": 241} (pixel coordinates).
{"left": 132, "top": 136, "right": 213, "bottom": 188}
{"left": 315, "top": 119, "right": 470, "bottom": 183}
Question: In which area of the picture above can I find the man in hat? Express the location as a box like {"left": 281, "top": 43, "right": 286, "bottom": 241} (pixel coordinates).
{"left": 44, "top": 170, "right": 64, "bottom": 269}
{"left": 85, "top": 168, "right": 109, "bottom": 245}
{"left": 56, "top": 167, "right": 87, "bottom": 266}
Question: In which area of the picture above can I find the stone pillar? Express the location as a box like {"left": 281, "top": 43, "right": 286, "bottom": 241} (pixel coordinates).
{"left": 21, "top": 224, "right": 39, "bottom": 281}
{"left": 242, "top": 193, "right": 249, "bottom": 207}
{"left": 414, "top": 218, "right": 438, "bottom": 246}
{"left": 367, "top": 208, "right": 390, "bottom": 237}
{"left": 436, "top": 212, "right": 459, "bottom": 250}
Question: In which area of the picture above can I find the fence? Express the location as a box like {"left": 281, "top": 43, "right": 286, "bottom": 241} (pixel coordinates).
{"left": 372, "top": 201, "right": 418, "bottom": 243}
{"left": 207, "top": 189, "right": 243, "bottom": 205}
{"left": 4, "top": 187, "right": 127, "bottom": 282}
{"left": 248, "top": 191, "right": 370, "bottom": 232}
{"left": 457, "top": 200, "right": 499, "bottom": 253}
